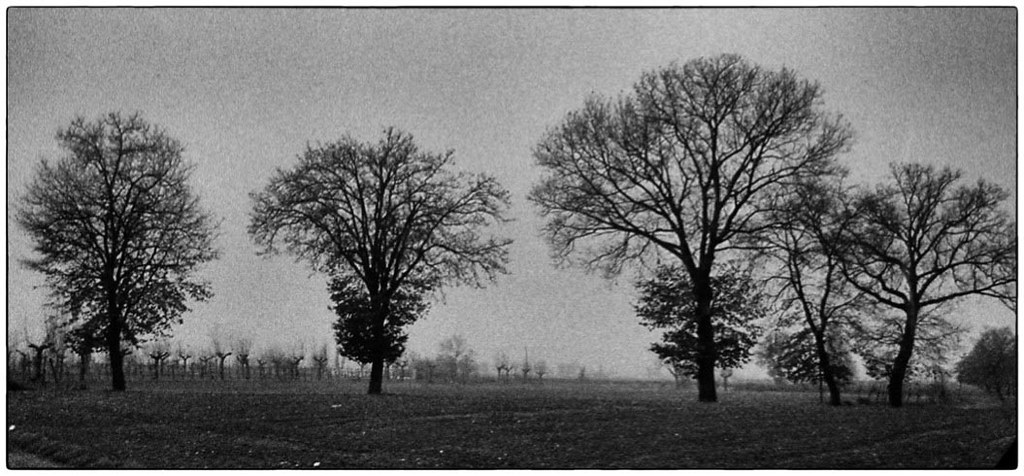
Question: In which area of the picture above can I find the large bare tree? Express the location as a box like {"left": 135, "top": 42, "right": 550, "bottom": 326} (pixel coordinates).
{"left": 842, "top": 162, "right": 1016, "bottom": 407}
{"left": 757, "top": 177, "right": 866, "bottom": 405}
{"left": 529, "top": 54, "right": 851, "bottom": 402}
{"left": 249, "top": 128, "right": 511, "bottom": 394}
{"left": 17, "top": 112, "right": 219, "bottom": 391}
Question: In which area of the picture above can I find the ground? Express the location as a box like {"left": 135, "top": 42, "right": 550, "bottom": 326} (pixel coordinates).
{"left": 5, "top": 377, "right": 1016, "bottom": 469}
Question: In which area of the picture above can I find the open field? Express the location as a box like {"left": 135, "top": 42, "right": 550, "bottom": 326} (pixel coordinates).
{"left": 6, "top": 378, "right": 1015, "bottom": 469}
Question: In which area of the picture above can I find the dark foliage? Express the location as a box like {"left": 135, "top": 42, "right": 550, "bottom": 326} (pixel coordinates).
{"left": 637, "top": 264, "right": 765, "bottom": 378}
{"left": 956, "top": 327, "right": 1016, "bottom": 400}
{"left": 330, "top": 275, "right": 430, "bottom": 366}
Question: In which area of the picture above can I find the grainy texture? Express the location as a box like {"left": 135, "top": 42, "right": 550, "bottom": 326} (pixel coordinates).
{"left": 7, "top": 449, "right": 65, "bottom": 469}
{"left": 6, "top": 379, "right": 1015, "bottom": 469}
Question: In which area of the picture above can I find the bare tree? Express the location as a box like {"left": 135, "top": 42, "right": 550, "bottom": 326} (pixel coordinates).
{"left": 147, "top": 340, "right": 171, "bottom": 380}
{"left": 72, "top": 340, "right": 92, "bottom": 389}
{"left": 250, "top": 128, "right": 512, "bottom": 394}
{"left": 438, "top": 334, "right": 476, "bottom": 383}
{"left": 521, "top": 347, "right": 532, "bottom": 381}
{"left": 256, "top": 358, "right": 267, "bottom": 379}
{"left": 176, "top": 345, "right": 192, "bottom": 380}
{"left": 393, "top": 357, "right": 409, "bottom": 380}
{"left": 842, "top": 163, "right": 1016, "bottom": 407}
{"left": 43, "top": 315, "right": 69, "bottom": 385}
{"left": 234, "top": 338, "right": 253, "bottom": 380}
{"left": 664, "top": 360, "right": 687, "bottom": 388}
{"left": 720, "top": 368, "right": 733, "bottom": 392}
{"left": 494, "top": 352, "right": 511, "bottom": 383}
{"left": 289, "top": 346, "right": 305, "bottom": 380}
{"left": 313, "top": 343, "right": 330, "bottom": 381}
{"left": 198, "top": 354, "right": 215, "bottom": 380}
{"left": 757, "top": 177, "right": 866, "bottom": 405}
{"left": 534, "top": 359, "right": 548, "bottom": 382}
{"left": 16, "top": 112, "right": 219, "bottom": 391}
{"left": 529, "top": 54, "right": 851, "bottom": 402}
{"left": 27, "top": 338, "right": 52, "bottom": 384}
{"left": 211, "top": 337, "right": 232, "bottom": 381}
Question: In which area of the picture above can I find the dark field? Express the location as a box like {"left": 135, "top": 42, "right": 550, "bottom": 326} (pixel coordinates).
{"left": 6, "top": 378, "right": 1016, "bottom": 469}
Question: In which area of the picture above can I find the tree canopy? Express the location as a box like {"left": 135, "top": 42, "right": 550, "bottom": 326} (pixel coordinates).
{"left": 17, "top": 112, "right": 219, "bottom": 391}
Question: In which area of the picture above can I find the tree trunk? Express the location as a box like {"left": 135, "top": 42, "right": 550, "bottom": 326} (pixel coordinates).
{"left": 106, "top": 320, "right": 126, "bottom": 391}
{"left": 366, "top": 294, "right": 389, "bottom": 395}
{"left": 887, "top": 307, "right": 919, "bottom": 408}
{"left": 694, "top": 277, "right": 717, "bottom": 403}
{"left": 108, "top": 345, "right": 126, "bottom": 391}
{"left": 78, "top": 350, "right": 91, "bottom": 389}
{"left": 105, "top": 279, "right": 127, "bottom": 391}
{"left": 368, "top": 357, "right": 384, "bottom": 394}
{"left": 31, "top": 347, "right": 47, "bottom": 383}
{"left": 815, "top": 337, "right": 842, "bottom": 406}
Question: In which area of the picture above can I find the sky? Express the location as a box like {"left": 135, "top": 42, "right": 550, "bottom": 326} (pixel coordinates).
{"left": 5, "top": 8, "right": 1017, "bottom": 379}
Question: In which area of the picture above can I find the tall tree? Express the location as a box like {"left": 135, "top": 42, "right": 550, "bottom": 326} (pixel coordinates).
{"left": 530, "top": 54, "right": 851, "bottom": 401}
{"left": 249, "top": 128, "right": 511, "bottom": 394}
{"left": 17, "top": 112, "right": 219, "bottom": 391}
{"left": 758, "top": 178, "right": 865, "bottom": 405}
{"left": 842, "top": 162, "right": 1016, "bottom": 407}
{"left": 636, "top": 263, "right": 766, "bottom": 382}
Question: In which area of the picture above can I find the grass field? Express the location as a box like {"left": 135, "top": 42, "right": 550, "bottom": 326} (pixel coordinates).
{"left": 6, "top": 378, "right": 1016, "bottom": 469}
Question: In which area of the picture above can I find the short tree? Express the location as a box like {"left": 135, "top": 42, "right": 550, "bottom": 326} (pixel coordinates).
{"left": 234, "top": 338, "right": 253, "bottom": 380}
{"left": 520, "top": 348, "right": 532, "bottom": 381}
{"left": 288, "top": 347, "right": 305, "bottom": 380}
{"left": 313, "top": 344, "right": 330, "bottom": 381}
{"left": 211, "top": 337, "right": 232, "bottom": 381}
{"left": 198, "top": 354, "right": 215, "bottom": 380}
{"left": 841, "top": 163, "right": 1016, "bottom": 407}
{"left": 26, "top": 336, "right": 52, "bottom": 384}
{"left": 17, "top": 112, "right": 219, "bottom": 391}
{"left": 719, "top": 368, "right": 733, "bottom": 392}
{"left": 534, "top": 359, "right": 548, "bottom": 382}
{"left": 956, "top": 327, "right": 1016, "bottom": 400}
{"left": 43, "top": 315, "right": 69, "bottom": 385}
{"left": 494, "top": 352, "right": 511, "bottom": 382}
{"left": 437, "top": 334, "right": 475, "bottom": 383}
{"left": 637, "top": 264, "right": 766, "bottom": 382}
{"left": 250, "top": 128, "right": 511, "bottom": 394}
{"left": 176, "top": 345, "right": 193, "bottom": 379}
{"left": 393, "top": 357, "right": 409, "bottom": 380}
{"left": 147, "top": 340, "right": 171, "bottom": 380}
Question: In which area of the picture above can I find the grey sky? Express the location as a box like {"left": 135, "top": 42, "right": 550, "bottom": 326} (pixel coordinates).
{"left": 6, "top": 8, "right": 1016, "bottom": 378}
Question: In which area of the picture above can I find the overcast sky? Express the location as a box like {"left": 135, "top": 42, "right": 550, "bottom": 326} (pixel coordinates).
{"left": 6, "top": 8, "right": 1016, "bottom": 379}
